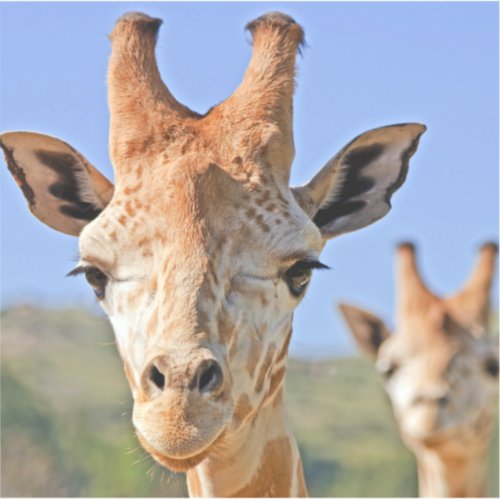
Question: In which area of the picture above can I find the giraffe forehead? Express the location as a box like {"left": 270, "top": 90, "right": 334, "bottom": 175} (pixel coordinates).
{"left": 81, "top": 157, "right": 322, "bottom": 274}
{"left": 382, "top": 332, "right": 459, "bottom": 366}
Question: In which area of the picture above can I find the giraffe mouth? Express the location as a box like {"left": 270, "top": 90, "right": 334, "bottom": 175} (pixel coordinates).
{"left": 403, "top": 421, "right": 459, "bottom": 446}
{"left": 135, "top": 428, "right": 227, "bottom": 472}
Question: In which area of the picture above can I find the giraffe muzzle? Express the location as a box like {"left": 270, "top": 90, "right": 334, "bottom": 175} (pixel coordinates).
{"left": 131, "top": 352, "right": 232, "bottom": 469}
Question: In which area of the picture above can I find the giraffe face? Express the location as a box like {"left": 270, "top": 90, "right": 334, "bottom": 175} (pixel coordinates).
{"left": 341, "top": 243, "right": 498, "bottom": 456}
{"left": 2, "top": 11, "right": 426, "bottom": 476}
{"left": 76, "top": 154, "right": 323, "bottom": 470}
{"left": 377, "top": 321, "right": 498, "bottom": 450}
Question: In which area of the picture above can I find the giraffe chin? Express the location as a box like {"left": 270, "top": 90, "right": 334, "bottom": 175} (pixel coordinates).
{"left": 135, "top": 429, "right": 224, "bottom": 473}
{"left": 403, "top": 423, "right": 459, "bottom": 448}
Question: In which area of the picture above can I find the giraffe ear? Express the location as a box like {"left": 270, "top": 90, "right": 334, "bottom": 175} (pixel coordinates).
{"left": 339, "top": 303, "right": 391, "bottom": 358}
{"left": 293, "top": 124, "right": 426, "bottom": 239}
{"left": 1, "top": 131, "right": 114, "bottom": 236}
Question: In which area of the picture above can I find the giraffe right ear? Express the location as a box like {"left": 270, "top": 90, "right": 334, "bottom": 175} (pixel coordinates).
{"left": 1, "top": 131, "right": 114, "bottom": 236}
{"left": 293, "top": 123, "right": 425, "bottom": 239}
{"left": 339, "top": 303, "right": 391, "bottom": 358}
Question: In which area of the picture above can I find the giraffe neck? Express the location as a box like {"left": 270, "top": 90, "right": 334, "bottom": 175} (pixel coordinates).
{"left": 186, "top": 388, "right": 308, "bottom": 497}
{"left": 415, "top": 446, "right": 488, "bottom": 497}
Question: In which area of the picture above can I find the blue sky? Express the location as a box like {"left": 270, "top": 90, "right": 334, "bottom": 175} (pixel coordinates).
{"left": 1, "top": 2, "right": 498, "bottom": 358}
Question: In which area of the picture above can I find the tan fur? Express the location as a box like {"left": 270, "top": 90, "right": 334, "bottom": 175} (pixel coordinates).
{"left": 341, "top": 243, "right": 498, "bottom": 497}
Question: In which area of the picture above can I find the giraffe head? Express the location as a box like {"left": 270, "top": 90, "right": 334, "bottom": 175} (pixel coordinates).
{"left": 1, "top": 12, "right": 425, "bottom": 472}
{"left": 341, "top": 242, "right": 498, "bottom": 456}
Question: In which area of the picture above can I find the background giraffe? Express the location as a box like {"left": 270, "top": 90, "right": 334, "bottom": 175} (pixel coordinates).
{"left": 340, "top": 242, "right": 499, "bottom": 497}
{"left": 1, "top": 11, "right": 425, "bottom": 497}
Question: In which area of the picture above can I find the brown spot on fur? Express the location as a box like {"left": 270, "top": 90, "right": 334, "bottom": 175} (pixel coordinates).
{"left": 246, "top": 337, "right": 261, "bottom": 377}
{"left": 138, "top": 236, "right": 149, "bottom": 247}
{"left": 181, "top": 140, "right": 191, "bottom": 155}
{"left": 128, "top": 136, "right": 156, "bottom": 159}
{"left": 144, "top": 135, "right": 156, "bottom": 154}
{"left": 255, "top": 344, "right": 276, "bottom": 393}
{"left": 217, "top": 307, "right": 236, "bottom": 343}
{"left": 125, "top": 200, "right": 135, "bottom": 217}
{"left": 275, "top": 218, "right": 282, "bottom": 225}
{"left": 266, "top": 203, "right": 277, "bottom": 212}
{"left": 256, "top": 191, "right": 271, "bottom": 205}
{"left": 229, "top": 334, "right": 239, "bottom": 360}
{"left": 267, "top": 366, "right": 286, "bottom": 401}
{"left": 259, "top": 222, "right": 270, "bottom": 233}
{"left": 234, "top": 394, "right": 254, "bottom": 424}
{"left": 149, "top": 276, "right": 157, "bottom": 291}
{"left": 231, "top": 437, "right": 292, "bottom": 497}
{"left": 245, "top": 208, "right": 256, "bottom": 219}
{"left": 123, "top": 183, "right": 142, "bottom": 195}
{"left": 232, "top": 156, "right": 243, "bottom": 166}
{"left": 153, "top": 231, "right": 166, "bottom": 243}
{"left": 272, "top": 386, "right": 284, "bottom": 408}
{"left": 118, "top": 215, "right": 127, "bottom": 225}
{"left": 254, "top": 323, "right": 268, "bottom": 340}
{"left": 127, "top": 286, "right": 144, "bottom": 309}
{"left": 109, "top": 230, "right": 117, "bottom": 241}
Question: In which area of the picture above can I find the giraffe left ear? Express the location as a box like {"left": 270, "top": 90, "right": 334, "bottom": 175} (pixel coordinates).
{"left": 1, "top": 131, "right": 114, "bottom": 236}
{"left": 339, "top": 303, "right": 391, "bottom": 358}
{"left": 293, "top": 123, "right": 426, "bottom": 239}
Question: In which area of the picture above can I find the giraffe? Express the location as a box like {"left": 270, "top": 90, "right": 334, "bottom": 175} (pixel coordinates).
{"left": 340, "top": 242, "right": 499, "bottom": 497}
{"left": 1, "top": 12, "right": 426, "bottom": 497}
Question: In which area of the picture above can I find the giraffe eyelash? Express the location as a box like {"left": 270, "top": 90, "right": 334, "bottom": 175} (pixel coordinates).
{"left": 291, "top": 259, "right": 330, "bottom": 272}
{"left": 67, "top": 265, "right": 109, "bottom": 300}
{"left": 66, "top": 265, "right": 91, "bottom": 277}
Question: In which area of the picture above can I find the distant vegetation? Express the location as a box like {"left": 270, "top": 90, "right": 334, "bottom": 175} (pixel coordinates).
{"left": 1, "top": 307, "right": 498, "bottom": 497}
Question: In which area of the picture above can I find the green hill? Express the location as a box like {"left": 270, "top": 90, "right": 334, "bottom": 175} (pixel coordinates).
{"left": 1, "top": 307, "right": 498, "bottom": 497}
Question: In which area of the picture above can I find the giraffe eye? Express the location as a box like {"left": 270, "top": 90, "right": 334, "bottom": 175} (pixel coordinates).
{"left": 84, "top": 267, "right": 108, "bottom": 299}
{"left": 67, "top": 265, "right": 109, "bottom": 300}
{"left": 377, "top": 360, "right": 398, "bottom": 380}
{"left": 284, "top": 260, "right": 329, "bottom": 297}
{"left": 484, "top": 357, "right": 499, "bottom": 377}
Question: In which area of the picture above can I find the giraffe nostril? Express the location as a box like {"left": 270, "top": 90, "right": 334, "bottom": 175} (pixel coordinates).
{"left": 437, "top": 395, "right": 449, "bottom": 407}
{"left": 149, "top": 364, "right": 165, "bottom": 391}
{"left": 196, "top": 360, "right": 223, "bottom": 394}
